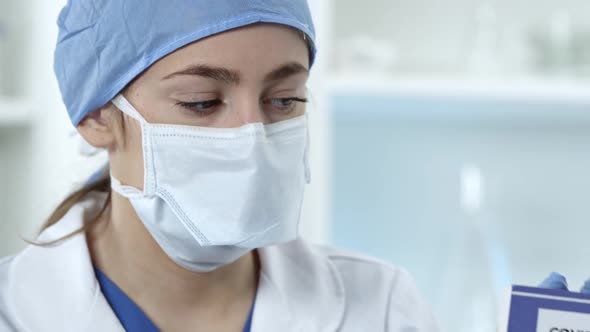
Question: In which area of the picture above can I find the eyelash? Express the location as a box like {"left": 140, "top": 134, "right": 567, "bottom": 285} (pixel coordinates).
{"left": 177, "top": 97, "right": 309, "bottom": 116}
{"left": 177, "top": 99, "right": 222, "bottom": 115}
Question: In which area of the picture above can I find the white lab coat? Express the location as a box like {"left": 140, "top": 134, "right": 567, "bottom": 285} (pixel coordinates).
{"left": 0, "top": 194, "right": 438, "bottom": 331}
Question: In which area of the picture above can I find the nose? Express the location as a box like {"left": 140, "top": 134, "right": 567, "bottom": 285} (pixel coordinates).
{"left": 231, "top": 92, "right": 271, "bottom": 126}
{"left": 239, "top": 106, "right": 268, "bottom": 125}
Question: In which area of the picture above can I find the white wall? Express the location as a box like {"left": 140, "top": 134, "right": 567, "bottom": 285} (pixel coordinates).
{"left": 0, "top": 0, "right": 108, "bottom": 256}
{"left": 0, "top": 127, "right": 31, "bottom": 254}
{"left": 331, "top": 0, "right": 590, "bottom": 76}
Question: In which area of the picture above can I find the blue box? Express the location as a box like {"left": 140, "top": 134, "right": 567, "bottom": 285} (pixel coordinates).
{"left": 507, "top": 285, "right": 590, "bottom": 331}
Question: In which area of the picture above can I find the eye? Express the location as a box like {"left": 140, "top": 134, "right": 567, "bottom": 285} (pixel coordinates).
{"left": 264, "top": 97, "right": 308, "bottom": 113}
{"left": 176, "top": 99, "right": 222, "bottom": 116}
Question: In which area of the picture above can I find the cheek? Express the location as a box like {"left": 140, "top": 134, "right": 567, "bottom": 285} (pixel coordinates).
{"left": 108, "top": 114, "right": 146, "bottom": 190}
{"left": 140, "top": 97, "right": 189, "bottom": 125}
{"left": 120, "top": 116, "right": 144, "bottom": 159}
{"left": 119, "top": 121, "right": 146, "bottom": 189}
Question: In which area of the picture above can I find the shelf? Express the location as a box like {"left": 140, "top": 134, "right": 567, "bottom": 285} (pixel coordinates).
{"left": 327, "top": 74, "right": 590, "bottom": 105}
{"left": 327, "top": 74, "right": 590, "bottom": 126}
{"left": 0, "top": 97, "right": 32, "bottom": 127}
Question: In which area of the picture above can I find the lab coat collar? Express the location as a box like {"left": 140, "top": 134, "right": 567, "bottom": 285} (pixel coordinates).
{"left": 7, "top": 193, "right": 346, "bottom": 332}
{"left": 7, "top": 193, "right": 125, "bottom": 332}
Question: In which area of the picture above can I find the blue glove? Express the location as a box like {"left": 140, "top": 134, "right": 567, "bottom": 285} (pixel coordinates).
{"left": 539, "top": 272, "right": 569, "bottom": 291}
{"left": 539, "top": 272, "right": 590, "bottom": 294}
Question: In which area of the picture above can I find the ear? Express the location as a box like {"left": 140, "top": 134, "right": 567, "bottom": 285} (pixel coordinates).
{"left": 76, "top": 102, "right": 119, "bottom": 150}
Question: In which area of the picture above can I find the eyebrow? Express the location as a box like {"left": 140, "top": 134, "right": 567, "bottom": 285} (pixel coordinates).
{"left": 263, "top": 62, "right": 309, "bottom": 83}
{"left": 162, "top": 65, "right": 241, "bottom": 84}
{"left": 162, "top": 62, "right": 308, "bottom": 84}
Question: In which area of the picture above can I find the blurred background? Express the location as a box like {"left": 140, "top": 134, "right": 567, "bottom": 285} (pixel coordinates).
{"left": 2, "top": 0, "right": 590, "bottom": 330}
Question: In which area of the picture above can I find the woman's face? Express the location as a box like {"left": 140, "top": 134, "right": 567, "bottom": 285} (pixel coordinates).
{"left": 90, "top": 23, "right": 311, "bottom": 189}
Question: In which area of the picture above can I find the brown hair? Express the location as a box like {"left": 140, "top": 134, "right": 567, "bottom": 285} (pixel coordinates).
{"left": 33, "top": 168, "right": 112, "bottom": 244}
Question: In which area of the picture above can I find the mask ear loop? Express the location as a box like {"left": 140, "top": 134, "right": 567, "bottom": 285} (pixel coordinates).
{"left": 111, "top": 94, "right": 148, "bottom": 123}
{"left": 110, "top": 173, "right": 144, "bottom": 198}
{"left": 110, "top": 94, "right": 157, "bottom": 195}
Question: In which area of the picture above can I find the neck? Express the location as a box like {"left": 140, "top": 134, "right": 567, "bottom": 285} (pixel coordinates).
{"left": 87, "top": 192, "right": 259, "bottom": 312}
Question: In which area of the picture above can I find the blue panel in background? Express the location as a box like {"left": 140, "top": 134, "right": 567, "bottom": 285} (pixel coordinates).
{"left": 329, "top": 93, "right": 590, "bottom": 332}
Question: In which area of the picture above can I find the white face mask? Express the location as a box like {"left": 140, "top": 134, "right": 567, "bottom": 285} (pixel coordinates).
{"left": 110, "top": 95, "right": 310, "bottom": 272}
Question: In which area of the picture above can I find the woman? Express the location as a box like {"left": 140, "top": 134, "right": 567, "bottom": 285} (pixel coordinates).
{"left": 0, "top": 1, "right": 438, "bottom": 331}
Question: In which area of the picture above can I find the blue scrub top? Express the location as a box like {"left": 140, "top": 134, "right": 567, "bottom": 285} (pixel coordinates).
{"left": 95, "top": 268, "right": 255, "bottom": 332}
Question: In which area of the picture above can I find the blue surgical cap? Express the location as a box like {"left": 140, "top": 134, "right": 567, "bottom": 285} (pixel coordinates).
{"left": 54, "top": 0, "right": 317, "bottom": 127}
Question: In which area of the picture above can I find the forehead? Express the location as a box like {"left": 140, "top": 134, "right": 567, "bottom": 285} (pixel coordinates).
{"left": 145, "top": 23, "right": 310, "bottom": 80}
